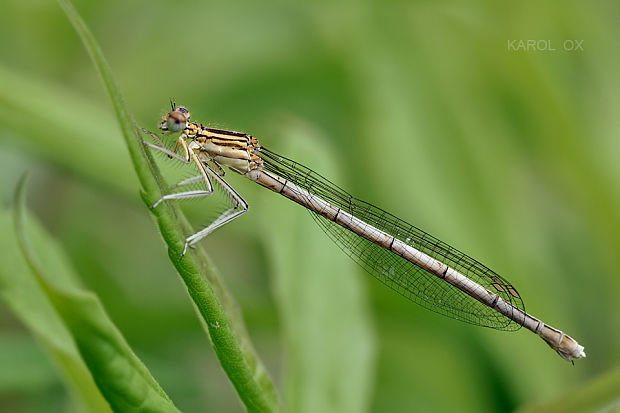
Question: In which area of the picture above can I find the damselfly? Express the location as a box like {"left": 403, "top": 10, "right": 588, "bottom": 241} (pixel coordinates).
{"left": 142, "top": 103, "right": 586, "bottom": 362}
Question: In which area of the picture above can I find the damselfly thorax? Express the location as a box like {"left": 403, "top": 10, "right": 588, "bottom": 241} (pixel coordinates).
{"left": 182, "top": 121, "right": 264, "bottom": 175}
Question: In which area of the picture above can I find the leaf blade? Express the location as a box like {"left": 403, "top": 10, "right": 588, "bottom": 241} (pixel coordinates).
{"left": 12, "top": 175, "right": 181, "bottom": 412}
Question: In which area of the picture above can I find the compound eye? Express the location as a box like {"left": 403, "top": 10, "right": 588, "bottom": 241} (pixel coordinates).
{"left": 177, "top": 106, "right": 189, "bottom": 114}
{"left": 166, "top": 111, "right": 187, "bottom": 132}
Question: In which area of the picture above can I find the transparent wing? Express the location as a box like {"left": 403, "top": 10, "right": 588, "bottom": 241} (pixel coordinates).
{"left": 259, "top": 147, "right": 524, "bottom": 330}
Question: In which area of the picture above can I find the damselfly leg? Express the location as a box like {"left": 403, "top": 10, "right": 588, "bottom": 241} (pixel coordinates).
{"left": 141, "top": 128, "right": 249, "bottom": 255}
{"left": 141, "top": 127, "right": 190, "bottom": 163}
{"left": 182, "top": 165, "right": 248, "bottom": 254}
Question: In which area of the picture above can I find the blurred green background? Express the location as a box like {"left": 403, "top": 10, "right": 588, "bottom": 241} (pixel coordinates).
{"left": 1, "top": 0, "right": 619, "bottom": 412}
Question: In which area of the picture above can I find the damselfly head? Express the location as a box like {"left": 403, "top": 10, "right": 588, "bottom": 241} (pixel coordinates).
{"left": 159, "top": 105, "right": 191, "bottom": 132}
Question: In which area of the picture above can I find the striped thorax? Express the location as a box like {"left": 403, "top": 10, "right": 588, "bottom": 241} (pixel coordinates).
{"left": 159, "top": 105, "right": 263, "bottom": 174}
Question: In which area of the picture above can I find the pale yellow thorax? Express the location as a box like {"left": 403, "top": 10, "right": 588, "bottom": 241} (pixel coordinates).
{"left": 184, "top": 122, "right": 263, "bottom": 174}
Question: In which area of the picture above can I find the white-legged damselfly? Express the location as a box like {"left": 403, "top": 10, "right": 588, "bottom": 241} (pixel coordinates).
{"left": 143, "top": 103, "right": 586, "bottom": 362}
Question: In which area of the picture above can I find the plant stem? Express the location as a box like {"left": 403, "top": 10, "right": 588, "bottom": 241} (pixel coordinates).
{"left": 57, "top": 0, "right": 280, "bottom": 410}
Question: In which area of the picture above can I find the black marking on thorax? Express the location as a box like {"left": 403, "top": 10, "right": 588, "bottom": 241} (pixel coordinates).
{"left": 196, "top": 126, "right": 251, "bottom": 146}
{"left": 204, "top": 127, "right": 249, "bottom": 138}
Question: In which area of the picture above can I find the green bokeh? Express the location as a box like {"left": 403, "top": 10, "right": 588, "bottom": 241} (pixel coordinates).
{"left": 1, "top": 0, "right": 619, "bottom": 412}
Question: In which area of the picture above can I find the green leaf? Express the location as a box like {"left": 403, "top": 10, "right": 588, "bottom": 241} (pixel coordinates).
{"left": 0, "top": 207, "right": 111, "bottom": 412}
{"left": 56, "top": 0, "right": 280, "bottom": 410}
{"left": 12, "top": 175, "right": 180, "bottom": 412}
